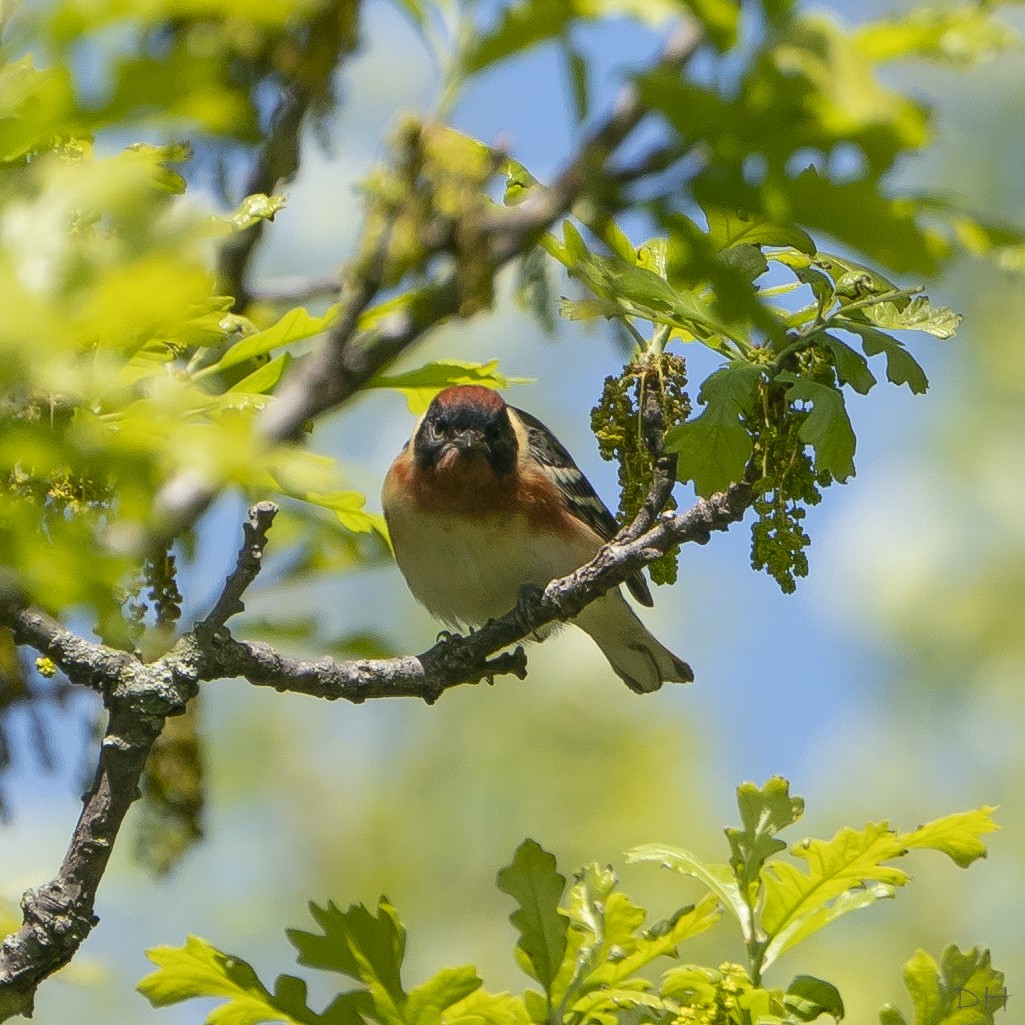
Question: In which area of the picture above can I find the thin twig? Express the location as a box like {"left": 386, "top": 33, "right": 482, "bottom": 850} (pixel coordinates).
{"left": 196, "top": 501, "right": 278, "bottom": 636}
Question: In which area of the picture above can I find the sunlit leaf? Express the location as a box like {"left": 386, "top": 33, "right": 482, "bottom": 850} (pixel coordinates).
{"left": 900, "top": 807, "right": 999, "bottom": 869}
{"left": 138, "top": 935, "right": 313, "bottom": 1025}
{"left": 496, "top": 840, "right": 568, "bottom": 998}
{"left": 625, "top": 843, "right": 747, "bottom": 932}
{"left": 855, "top": 8, "right": 1020, "bottom": 65}
{"left": 287, "top": 899, "right": 406, "bottom": 1025}
{"left": 893, "top": 946, "right": 1007, "bottom": 1025}
{"left": 196, "top": 306, "right": 338, "bottom": 379}
{"left": 367, "top": 360, "right": 527, "bottom": 413}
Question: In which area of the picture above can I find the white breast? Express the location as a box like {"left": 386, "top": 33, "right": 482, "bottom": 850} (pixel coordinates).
{"left": 386, "top": 503, "right": 598, "bottom": 627}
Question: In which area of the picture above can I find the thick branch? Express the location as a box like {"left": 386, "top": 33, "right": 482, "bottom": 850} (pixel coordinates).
{"left": 0, "top": 504, "right": 278, "bottom": 1020}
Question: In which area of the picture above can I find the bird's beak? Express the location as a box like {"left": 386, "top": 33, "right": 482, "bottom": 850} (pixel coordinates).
{"left": 446, "top": 430, "right": 487, "bottom": 455}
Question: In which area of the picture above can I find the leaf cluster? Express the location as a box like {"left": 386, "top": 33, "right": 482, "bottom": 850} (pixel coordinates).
{"left": 137, "top": 779, "right": 1001, "bottom": 1025}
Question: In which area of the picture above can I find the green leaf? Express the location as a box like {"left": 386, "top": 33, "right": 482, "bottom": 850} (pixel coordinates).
{"left": 898, "top": 946, "right": 1007, "bottom": 1025}
{"left": 783, "top": 169, "right": 948, "bottom": 277}
{"left": 590, "top": 894, "right": 722, "bottom": 987}
{"left": 299, "top": 490, "right": 387, "bottom": 537}
{"left": 196, "top": 306, "right": 339, "bottom": 379}
{"left": 444, "top": 988, "right": 531, "bottom": 1025}
{"left": 665, "top": 363, "right": 761, "bottom": 496}
{"left": 726, "top": 778, "right": 805, "bottom": 906}
{"left": 777, "top": 373, "right": 856, "bottom": 481}
{"left": 551, "top": 220, "right": 738, "bottom": 341}
{"left": 407, "top": 966, "right": 483, "bottom": 1024}
{"left": 855, "top": 8, "right": 1020, "bottom": 66}
{"left": 819, "top": 334, "right": 877, "bottom": 395}
{"left": 679, "top": 0, "right": 739, "bottom": 50}
{"left": 842, "top": 324, "right": 929, "bottom": 394}
{"left": 228, "top": 353, "right": 292, "bottom": 396}
{"left": 0, "top": 57, "right": 75, "bottom": 162}
{"left": 567, "top": 986, "right": 664, "bottom": 1023}
{"left": 625, "top": 844, "right": 747, "bottom": 935}
{"left": 461, "top": 0, "right": 719, "bottom": 75}
{"left": 496, "top": 840, "right": 568, "bottom": 998}
{"left": 561, "top": 40, "right": 589, "bottom": 124}
{"left": 760, "top": 822, "right": 911, "bottom": 970}
{"left": 367, "top": 359, "right": 527, "bottom": 414}
{"left": 880, "top": 1006, "right": 910, "bottom": 1025}
{"left": 461, "top": 0, "right": 575, "bottom": 75}
{"left": 138, "top": 935, "right": 310, "bottom": 1025}
{"left": 226, "top": 193, "right": 287, "bottom": 232}
{"left": 766, "top": 883, "right": 896, "bottom": 970}
{"left": 704, "top": 207, "right": 815, "bottom": 255}
{"left": 785, "top": 975, "right": 845, "bottom": 1022}
{"left": 900, "top": 807, "right": 999, "bottom": 869}
{"left": 287, "top": 899, "right": 406, "bottom": 1025}
{"left": 720, "top": 244, "right": 769, "bottom": 285}
{"left": 851, "top": 295, "right": 961, "bottom": 340}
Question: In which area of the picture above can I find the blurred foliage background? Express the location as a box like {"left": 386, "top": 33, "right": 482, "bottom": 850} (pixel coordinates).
{"left": 1, "top": 0, "right": 1024, "bottom": 1022}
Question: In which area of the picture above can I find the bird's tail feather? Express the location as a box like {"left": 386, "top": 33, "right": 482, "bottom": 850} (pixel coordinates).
{"left": 573, "top": 591, "right": 693, "bottom": 693}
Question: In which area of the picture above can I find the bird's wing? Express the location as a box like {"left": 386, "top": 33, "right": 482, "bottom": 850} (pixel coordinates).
{"left": 510, "top": 405, "right": 654, "bottom": 607}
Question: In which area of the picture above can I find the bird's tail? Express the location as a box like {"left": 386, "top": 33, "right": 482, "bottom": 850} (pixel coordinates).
{"left": 573, "top": 590, "right": 693, "bottom": 693}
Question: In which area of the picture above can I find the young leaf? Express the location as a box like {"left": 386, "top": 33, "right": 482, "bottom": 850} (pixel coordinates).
{"left": 842, "top": 324, "right": 929, "bottom": 394}
{"left": 196, "top": 306, "right": 338, "bottom": 380}
{"left": 625, "top": 843, "right": 747, "bottom": 935}
{"left": 891, "top": 946, "right": 1007, "bottom": 1025}
{"left": 556, "top": 863, "right": 721, "bottom": 1004}
{"left": 819, "top": 334, "right": 877, "bottom": 395}
{"left": 851, "top": 295, "right": 961, "bottom": 339}
{"left": 228, "top": 353, "right": 292, "bottom": 396}
{"left": 444, "top": 988, "right": 531, "bottom": 1025}
{"left": 704, "top": 207, "right": 815, "bottom": 255}
{"left": 777, "top": 373, "right": 856, "bottom": 481}
{"left": 225, "top": 193, "right": 287, "bottom": 232}
{"left": 764, "top": 883, "right": 896, "bottom": 969}
{"left": 760, "top": 822, "right": 913, "bottom": 970}
{"left": 406, "top": 966, "right": 484, "bottom": 1025}
{"left": 287, "top": 898, "right": 407, "bottom": 1025}
{"left": 367, "top": 359, "right": 525, "bottom": 413}
{"left": 138, "top": 934, "right": 312, "bottom": 1025}
{"left": 496, "top": 840, "right": 568, "bottom": 999}
{"left": 300, "top": 491, "right": 388, "bottom": 538}
{"left": 726, "top": 778, "right": 805, "bottom": 906}
{"left": 665, "top": 362, "right": 761, "bottom": 497}
{"left": 588, "top": 894, "right": 723, "bottom": 987}
{"left": 785, "top": 975, "right": 845, "bottom": 1022}
{"left": 855, "top": 8, "right": 1019, "bottom": 66}
{"left": 900, "top": 807, "right": 999, "bottom": 869}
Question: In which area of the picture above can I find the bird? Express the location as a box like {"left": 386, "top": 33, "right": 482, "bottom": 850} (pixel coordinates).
{"left": 381, "top": 384, "right": 692, "bottom": 693}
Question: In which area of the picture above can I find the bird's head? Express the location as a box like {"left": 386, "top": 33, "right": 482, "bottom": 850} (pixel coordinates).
{"left": 413, "top": 385, "right": 518, "bottom": 476}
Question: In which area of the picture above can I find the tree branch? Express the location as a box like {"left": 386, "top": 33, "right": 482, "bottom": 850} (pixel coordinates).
{"left": 196, "top": 501, "right": 278, "bottom": 636}
{"left": 0, "top": 503, "right": 278, "bottom": 1020}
